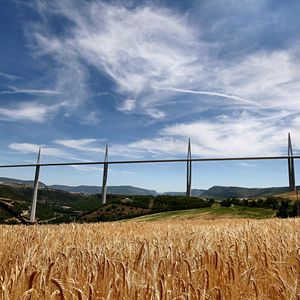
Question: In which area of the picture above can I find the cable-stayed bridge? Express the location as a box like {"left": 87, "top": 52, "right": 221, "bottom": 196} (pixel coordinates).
{"left": 0, "top": 133, "right": 297, "bottom": 222}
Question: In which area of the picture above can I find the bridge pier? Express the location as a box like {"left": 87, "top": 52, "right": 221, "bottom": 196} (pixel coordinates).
{"left": 101, "top": 145, "right": 109, "bottom": 205}
{"left": 186, "top": 138, "right": 192, "bottom": 197}
{"left": 288, "top": 133, "right": 296, "bottom": 192}
{"left": 29, "top": 147, "right": 41, "bottom": 223}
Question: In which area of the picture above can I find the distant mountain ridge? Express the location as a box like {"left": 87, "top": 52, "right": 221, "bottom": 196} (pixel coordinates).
{"left": 0, "top": 178, "right": 206, "bottom": 196}
{"left": 163, "top": 189, "right": 207, "bottom": 197}
{"left": 0, "top": 177, "right": 157, "bottom": 195}
{"left": 50, "top": 184, "right": 157, "bottom": 195}
{"left": 0, "top": 177, "right": 293, "bottom": 198}
{"left": 0, "top": 177, "right": 47, "bottom": 188}
{"left": 201, "top": 186, "right": 293, "bottom": 199}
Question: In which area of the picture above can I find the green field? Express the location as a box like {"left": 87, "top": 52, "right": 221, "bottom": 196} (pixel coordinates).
{"left": 133, "top": 205, "right": 276, "bottom": 221}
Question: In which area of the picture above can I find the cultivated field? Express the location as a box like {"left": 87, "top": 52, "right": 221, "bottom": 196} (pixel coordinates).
{"left": 133, "top": 206, "right": 276, "bottom": 221}
{"left": 1, "top": 219, "right": 300, "bottom": 299}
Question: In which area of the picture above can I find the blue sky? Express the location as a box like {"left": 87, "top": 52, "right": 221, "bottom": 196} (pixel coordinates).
{"left": 0, "top": 0, "right": 300, "bottom": 192}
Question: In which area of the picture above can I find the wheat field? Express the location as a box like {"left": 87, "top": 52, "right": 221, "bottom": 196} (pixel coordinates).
{"left": 1, "top": 219, "right": 300, "bottom": 299}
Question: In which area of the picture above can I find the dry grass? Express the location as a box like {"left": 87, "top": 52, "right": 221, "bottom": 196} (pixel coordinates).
{"left": 276, "top": 191, "right": 300, "bottom": 201}
{"left": 1, "top": 219, "right": 300, "bottom": 299}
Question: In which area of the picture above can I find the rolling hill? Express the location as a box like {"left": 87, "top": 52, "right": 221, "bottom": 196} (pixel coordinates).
{"left": 0, "top": 177, "right": 296, "bottom": 199}
{"left": 0, "top": 177, "right": 47, "bottom": 188}
{"left": 50, "top": 184, "right": 157, "bottom": 195}
{"left": 201, "top": 185, "right": 293, "bottom": 199}
{"left": 163, "top": 189, "right": 206, "bottom": 197}
{"left": 0, "top": 176, "right": 297, "bottom": 224}
{"left": 132, "top": 205, "right": 276, "bottom": 221}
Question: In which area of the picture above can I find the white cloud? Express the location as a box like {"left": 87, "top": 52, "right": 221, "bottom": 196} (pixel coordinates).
{"left": 155, "top": 87, "right": 262, "bottom": 109}
{"left": 70, "top": 164, "right": 134, "bottom": 174}
{"left": 30, "top": 1, "right": 204, "bottom": 118}
{"left": 33, "top": 30, "right": 89, "bottom": 113}
{"left": 123, "top": 137, "right": 187, "bottom": 157}
{"left": 30, "top": 1, "right": 300, "bottom": 122}
{"left": 71, "top": 4, "right": 200, "bottom": 94}
{"left": 0, "top": 102, "right": 54, "bottom": 122}
{"left": 0, "top": 87, "right": 60, "bottom": 95}
{"left": 212, "top": 51, "right": 300, "bottom": 111}
{"left": 110, "top": 136, "right": 202, "bottom": 159}
{"left": 16, "top": 0, "right": 300, "bottom": 148}
{"left": 80, "top": 112, "right": 100, "bottom": 125}
{"left": 114, "top": 112, "right": 300, "bottom": 158}
{"left": 160, "top": 113, "right": 285, "bottom": 156}
{"left": 9, "top": 143, "right": 68, "bottom": 158}
{"left": 8, "top": 142, "right": 93, "bottom": 163}
{"left": 0, "top": 71, "right": 21, "bottom": 81}
{"left": 70, "top": 165, "right": 101, "bottom": 172}
{"left": 54, "top": 139, "right": 102, "bottom": 152}
{"left": 238, "top": 162, "right": 257, "bottom": 168}
{"left": 145, "top": 108, "right": 166, "bottom": 119}
{"left": 118, "top": 99, "right": 136, "bottom": 112}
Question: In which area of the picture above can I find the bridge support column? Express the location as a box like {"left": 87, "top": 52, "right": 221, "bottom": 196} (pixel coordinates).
{"left": 186, "top": 138, "right": 192, "bottom": 197}
{"left": 30, "top": 147, "right": 41, "bottom": 223}
{"left": 288, "top": 133, "right": 296, "bottom": 192}
{"left": 101, "top": 145, "right": 109, "bottom": 205}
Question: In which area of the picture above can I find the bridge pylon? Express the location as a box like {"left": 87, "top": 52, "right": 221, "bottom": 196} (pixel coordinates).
{"left": 186, "top": 138, "right": 192, "bottom": 197}
{"left": 101, "top": 145, "right": 109, "bottom": 204}
{"left": 288, "top": 133, "right": 296, "bottom": 192}
{"left": 30, "top": 147, "right": 41, "bottom": 223}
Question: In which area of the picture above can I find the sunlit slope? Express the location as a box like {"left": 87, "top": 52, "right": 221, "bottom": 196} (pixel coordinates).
{"left": 132, "top": 205, "right": 275, "bottom": 221}
{"left": 275, "top": 190, "right": 300, "bottom": 201}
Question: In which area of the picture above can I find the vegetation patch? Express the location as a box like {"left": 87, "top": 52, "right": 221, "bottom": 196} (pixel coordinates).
{"left": 0, "top": 184, "right": 298, "bottom": 224}
{"left": 133, "top": 205, "right": 276, "bottom": 221}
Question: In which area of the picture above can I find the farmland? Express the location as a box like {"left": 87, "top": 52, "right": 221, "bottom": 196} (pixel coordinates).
{"left": 133, "top": 205, "right": 276, "bottom": 221}
{"left": 1, "top": 219, "right": 300, "bottom": 299}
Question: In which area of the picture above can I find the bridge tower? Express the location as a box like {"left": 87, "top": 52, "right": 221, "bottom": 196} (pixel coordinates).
{"left": 186, "top": 138, "right": 192, "bottom": 197}
{"left": 101, "top": 145, "right": 109, "bottom": 204}
{"left": 288, "top": 133, "right": 296, "bottom": 192}
{"left": 29, "top": 147, "right": 41, "bottom": 223}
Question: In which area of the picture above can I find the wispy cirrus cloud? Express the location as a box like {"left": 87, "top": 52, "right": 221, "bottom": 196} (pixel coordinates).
{"left": 9, "top": 143, "right": 69, "bottom": 158}
{"left": 9, "top": 141, "right": 127, "bottom": 174}
{"left": 114, "top": 111, "right": 300, "bottom": 158}
{"left": 238, "top": 162, "right": 257, "bottom": 168}
{"left": 117, "top": 99, "right": 136, "bottom": 113}
{"left": 54, "top": 139, "right": 102, "bottom": 152}
{"left": 0, "top": 102, "right": 56, "bottom": 122}
{"left": 159, "top": 113, "right": 292, "bottom": 157}
{"left": 0, "top": 87, "right": 60, "bottom": 95}
{"left": 0, "top": 71, "right": 21, "bottom": 81}
{"left": 6, "top": 0, "right": 300, "bottom": 160}
{"left": 27, "top": 0, "right": 300, "bottom": 123}
{"left": 80, "top": 112, "right": 101, "bottom": 125}
{"left": 211, "top": 51, "right": 300, "bottom": 112}
{"left": 8, "top": 142, "right": 93, "bottom": 163}
{"left": 29, "top": 1, "right": 203, "bottom": 119}
{"left": 155, "top": 87, "right": 263, "bottom": 109}
{"left": 53, "top": 138, "right": 141, "bottom": 159}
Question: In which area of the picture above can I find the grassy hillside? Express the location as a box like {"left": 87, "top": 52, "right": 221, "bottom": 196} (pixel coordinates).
{"left": 0, "top": 182, "right": 296, "bottom": 224}
{"left": 132, "top": 205, "right": 276, "bottom": 221}
{"left": 0, "top": 184, "right": 101, "bottom": 224}
{"left": 275, "top": 190, "right": 300, "bottom": 201}
{"left": 0, "top": 185, "right": 213, "bottom": 223}
{"left": 80, "top": 195, "right": 213, "bottom": 222}
{"left": 202, "top": 185, "right": 292, "bottom": 199}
